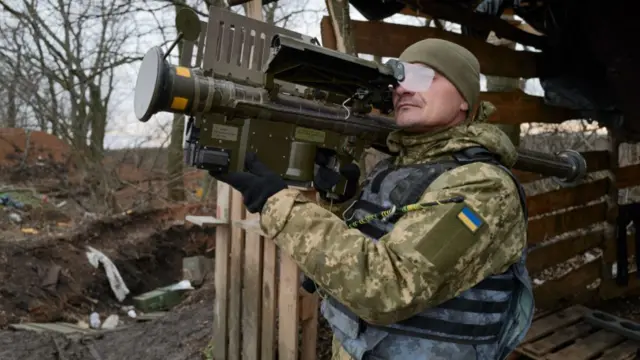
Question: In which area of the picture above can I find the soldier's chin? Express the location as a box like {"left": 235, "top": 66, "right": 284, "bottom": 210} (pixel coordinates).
{"left": 394, "top": 115, "right": 421, "bottom": 128}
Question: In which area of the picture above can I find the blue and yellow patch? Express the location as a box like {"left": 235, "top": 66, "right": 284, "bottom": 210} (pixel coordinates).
{"left": 457, "top": 206, "right": 484, "bottom": 233}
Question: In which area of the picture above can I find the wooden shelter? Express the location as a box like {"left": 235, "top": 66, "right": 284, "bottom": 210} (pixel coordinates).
{"left": 184, "top": 0, "right": 640, "bottom": 359}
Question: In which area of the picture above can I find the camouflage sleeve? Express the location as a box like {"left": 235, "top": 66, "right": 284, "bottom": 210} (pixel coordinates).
{"left": 260, "top": 161, "right": 526, "bottom": 326}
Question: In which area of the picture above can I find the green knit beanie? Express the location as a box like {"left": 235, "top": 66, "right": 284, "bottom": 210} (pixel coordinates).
{"left": 399, "top": 38, "right": 480, "bottom": 115}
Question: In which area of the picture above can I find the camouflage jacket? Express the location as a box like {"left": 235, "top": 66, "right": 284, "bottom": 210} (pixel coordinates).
{"left": 259, "top": 115, "right": 527, "bottom": 326}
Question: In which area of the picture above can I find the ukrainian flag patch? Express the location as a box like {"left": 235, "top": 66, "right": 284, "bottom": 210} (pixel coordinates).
{"left": 457, "top": 206, "right": 483, "bottom": 233}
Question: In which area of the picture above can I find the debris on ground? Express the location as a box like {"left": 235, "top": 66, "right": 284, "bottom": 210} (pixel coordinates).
{"left": 0, "top": 298, "right": 214, "bottom": 360}
{"left": 86, "top": 246, "right": 131, "bottom": 302}
{"left": 0, "top": 205, "right": 218, "bottom": 359}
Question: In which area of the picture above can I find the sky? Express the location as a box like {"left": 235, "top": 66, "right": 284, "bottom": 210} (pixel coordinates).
{"left": 102, "top": 0, "right": 593, "bottom": 149}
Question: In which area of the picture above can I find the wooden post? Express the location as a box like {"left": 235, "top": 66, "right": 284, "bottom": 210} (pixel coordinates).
{"left": 485, "top": 24, "right": 521, "bottom": 147}
{"left": 599, "top": 133, "right": 622, "bottom": 299}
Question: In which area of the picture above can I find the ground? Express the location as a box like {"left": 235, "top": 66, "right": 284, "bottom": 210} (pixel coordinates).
{"left": 0, "top": 297, "right": 214, "bottom": 360}
{"left": 0, "top": 128, "right": 220, "bottom": 359}
{"left": 0, "top": 200, "right": 220, "bottom": 360}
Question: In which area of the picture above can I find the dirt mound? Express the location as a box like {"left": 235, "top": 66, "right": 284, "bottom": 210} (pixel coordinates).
{"left": 0, "top": 203, "right": 215, "bottom": 329}
{"left": 0, "top": 128, "right": 72, "bottom": 168}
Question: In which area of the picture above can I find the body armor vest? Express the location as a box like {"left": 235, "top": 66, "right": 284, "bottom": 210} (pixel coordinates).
{"left": 320, "top": 147, "right": 535, "bottom": 360}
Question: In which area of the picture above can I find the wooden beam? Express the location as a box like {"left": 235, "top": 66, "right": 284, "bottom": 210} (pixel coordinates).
{"left": 527, "top": 202, "right": 607, "bottom": 246}
{"left": 399, "top": 0, "right": 546, "bottom": 49}
{"left": 582, "top": 150, "right": 611, "bottom": 172}
{"left": 334, "top": 16, "right": 540, "bottom": 78}
{"left": 526, "top": 230, "right": 605, "bottom": 274}
{"left": 480, "top": 89, "right": 582, "bottom": 125}
{"left": 526, "top": 178, "right": 609, "bottom": 217}
{"left": 399, "top": 6, "right": 532, "bottom": 30}
{"left": 616, "top": 163, "right": 640, "bottom": 189}
{"left": 320, "top": 15, "right": 337, "bottom": 51}
{"left": 532, "top": 260, "right": 600, "bottom": 310}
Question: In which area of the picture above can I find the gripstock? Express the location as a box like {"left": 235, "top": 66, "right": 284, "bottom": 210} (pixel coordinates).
{"left": 132, "top": 7, "right": 588, "bottom": 199}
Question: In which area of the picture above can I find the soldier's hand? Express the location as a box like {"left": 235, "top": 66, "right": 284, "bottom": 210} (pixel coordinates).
{"left": 210, "top": 152, "right": 287, "bottom": 213}
{"left": 313, "top": 149, "right": 360, "bottom": 203}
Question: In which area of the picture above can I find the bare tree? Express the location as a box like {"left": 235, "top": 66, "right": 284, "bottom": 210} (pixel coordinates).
{"left": 0, "top": 0, "right": 143, "bottom": 160}
{"left": 0, "top": 23, "right": 42, "bottom": 129}
{"left": 0, "top": 0, "right": 148, "bottom": 214}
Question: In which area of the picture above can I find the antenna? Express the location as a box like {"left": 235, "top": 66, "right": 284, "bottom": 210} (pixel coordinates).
{"left": 163, "top": 7, "right": 201, "bottom": 60}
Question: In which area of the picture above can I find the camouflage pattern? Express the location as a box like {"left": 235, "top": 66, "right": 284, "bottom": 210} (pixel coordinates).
{"left": 259, "top": 119, "right": 530, "bottom": 358}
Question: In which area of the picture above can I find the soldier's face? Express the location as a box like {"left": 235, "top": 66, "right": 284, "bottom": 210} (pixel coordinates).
{"left": 392, "top": 65, "right": 468, "bottom": 131}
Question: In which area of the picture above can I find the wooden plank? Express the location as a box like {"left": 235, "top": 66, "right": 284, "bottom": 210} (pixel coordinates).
{"left": 522, "top": 305, "right": 590, "bottom": 343}
{"left": 533, "top": 261, "right": 601, "bottom": 309}
{"left": 244, "top": 0, "right": 263, "bottom": 20}
{"left": 617, "top": 164, "right": 640, "bottom": 189}
{"left": 228, "top": 189, "right": 246, "bottom": 360}
{"left": 527, "top": 202, "right": 607, "bottom": 245}
{"left": 10, "top": 322, "right": 99, "bottom": 335}
{"left": 585, "top": 150, "right": 611, "bottom": 172}
{"left": 527, "top": 178, "right": 609, "bottom": 217}
{"left": 217, "top": 180, "right": 231, "bottom": 222}
{"left": 323, "top": 16, "right": 540, "bottom": 78}
{"left": 600, "top": 274, "right": 640, "bottom": 301}
{"left": 399, "top": 0, "right": 545, "bottom": 49}
{"left": 261, "top": 235, "right": 278, "bottom": 360}
{"left": 213, "top": 184, "right": 232, "bottom": 360}
{"left": 481, "top": 90, "right": 582, "bottom": 125}
{"left": 516, "top": 306, "right": 640, "bottom": 360}
{"left": 601, "top": 135, "right": 621, "bottom": 299}
{"left": 278, "top": 252, "right": 300, "bottom": 360}
{"left": 596, "top": 340, "right": 640, "bottom": 360}
{"left": 398, "top": 4, "right": 540, "bottom": 36}
{"left": 546, "top": 330, "right": 625, "bottom": 359}
{"left": 185, "top": 215, "right": 227, "bottom": 227}
{"left": 320, "top": 15, "right": 337, "bottom": 51}
{"left": 299, "top": 290, "right": 316, "bottom": 321}
{"left": 242, "top": 211, "right": 263, "bottom": 359}
{"left": 234, "top": 219, "right": 267, "bottom": 237}
{"left": 299, "top": 292, "right": 319, "bottom": 360}
{"left": 521, "top": 321, "right": 594, "bottom": 356}
{"left": 513, "top": 169, "right": 544, "bottom": 183}
{"left": 526, "top": 230, "right": 605, "bottom": 274}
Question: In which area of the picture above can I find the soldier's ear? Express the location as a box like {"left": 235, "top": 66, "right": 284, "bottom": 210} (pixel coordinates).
{"left": 460, "top": 101, "right": 469, "bottom": 111}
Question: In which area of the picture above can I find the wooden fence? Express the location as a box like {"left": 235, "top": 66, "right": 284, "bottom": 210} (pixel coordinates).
{"left": 182, "top": 8, "right": 640, "bottom": 360}
{"left": 516, "top": 148, "right": 640, "bottom": 308}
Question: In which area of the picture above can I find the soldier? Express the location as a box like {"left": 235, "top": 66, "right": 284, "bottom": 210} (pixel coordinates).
{"left": 211, "top": 38, "right": 534, "bottom": 359}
